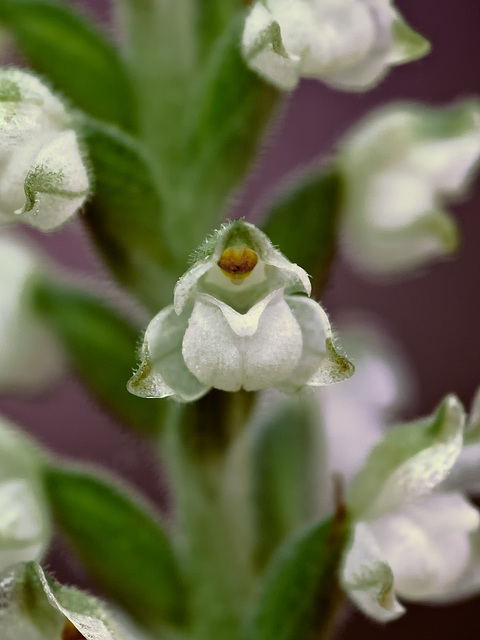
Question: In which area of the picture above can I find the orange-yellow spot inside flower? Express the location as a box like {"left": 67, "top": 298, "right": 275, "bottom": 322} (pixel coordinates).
{"left": 217, "top": 247, "right": 258, "bottom": 280}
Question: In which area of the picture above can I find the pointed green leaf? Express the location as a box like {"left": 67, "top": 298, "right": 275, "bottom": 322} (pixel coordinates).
{"left": 81, "top": 118, "right": 176, "bottom": 310}
{"left": 32, "top": 279, "right": 163, "bottom": 436}
{"left": 245, "top": 513, "right": 349, "bottom": 640}
{"left": 261, "top": 165, "right": 343, "bottom": 296}
{"left": 252, "top": 396, "right": 320, "bottom": 568}
{"left": 43, "top": 464, "right": 186, "bottom": 629}
{"left": 0, "top": 0, "right": 136, "bottom": 130}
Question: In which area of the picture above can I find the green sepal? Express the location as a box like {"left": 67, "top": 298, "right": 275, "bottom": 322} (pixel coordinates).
{"left": 31, "top": 278, "right": 164, "bottom": 436}
{"left": 0, "top": 0, "right": 137, "bottom": 131}
{"left": 251, "top": 396, "right": 319, "bottom": 569}
{"left": 391, "top": 13, "right": 431, "bottom": 63}
{"left": 81, "top": 118, "right": 176, "bottom": 310}
{"left": 180, "top": 15, "right": 280, "bottom": 251}
{"left": 245, "top": 512, "right": 350, "bottom": 640}
{"left": 43, "top": 463, "right": 187, "bottom": 630}
{"left": 347, "top": 394, "right": 465, "bottom": 520}
{"left": 1, "top": 561, "right": 135, "bottom": 639}
{"left": 261, "top": 165, "right": 343, "bottom": 296}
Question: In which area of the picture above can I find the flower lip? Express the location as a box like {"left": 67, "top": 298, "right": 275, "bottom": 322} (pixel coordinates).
{"left": 217, "top": 247, "right": 258, "bottom": 281}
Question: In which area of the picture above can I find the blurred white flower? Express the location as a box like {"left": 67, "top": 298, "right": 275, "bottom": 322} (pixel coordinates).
{"left": 242, "top": 0, "right": 429, "bottom": 91}
{"left": 339, "top": 100, "right": 480, "bottom": 275}
{"left": 0, "top": 233, "right": 63, "bottom": 393}
{"left": 0, "top": 418, "right": 51, "bottom": 574}
{"left": 128, "top": 220, "right": 353, "bottom": 402}
{"left": 0, "top": 68, "right": 89, "bottom": 231}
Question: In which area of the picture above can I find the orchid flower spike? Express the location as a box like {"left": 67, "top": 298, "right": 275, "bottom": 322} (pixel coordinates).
{"left": 242, "top": 0, "right": 429, "bottom": 91}
{"left": 128, "top": 221, "right": 353, "bottom": 402}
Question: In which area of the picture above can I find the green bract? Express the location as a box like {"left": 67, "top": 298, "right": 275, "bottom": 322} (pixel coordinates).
{"left": 242, "top": 0, "right": 429, "bottom": 91}
{"left": 0, "top": 68, "right": 89, "bottom": 231}
{"left": 339, "top": 100, "right": 480, "bottom": 275}
{"left": 0, "top": 562, "right": 133, "bottom": 640}
{"left": 128, "top": 221, "right": 353, "bottom": 402}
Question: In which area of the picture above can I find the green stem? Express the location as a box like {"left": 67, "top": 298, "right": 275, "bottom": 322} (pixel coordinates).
{"left": 114, "top": 0, "right": 198, "bottom": 167}
{"left": 161, "top": 391, "right": 256, "bottom": 640}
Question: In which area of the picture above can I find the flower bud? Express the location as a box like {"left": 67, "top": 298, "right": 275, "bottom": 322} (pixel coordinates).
{"left": 242, "top": 0, "right": 429, "bottom": 91}
{"left": 128, "top": 221, "right": 353, "bottom": 402}
{"left": 0, "top": 68, "right": 89, "bottom": 231}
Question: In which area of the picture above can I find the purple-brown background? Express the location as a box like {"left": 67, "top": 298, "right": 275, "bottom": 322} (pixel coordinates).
{"left": 1, "top": 1, "right": 480, "bottom": 638}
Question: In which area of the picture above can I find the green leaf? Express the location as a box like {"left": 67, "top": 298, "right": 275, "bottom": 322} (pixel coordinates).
{"left": 32, "top": 279, "right": 163, "bottom": 436}
{"left": 43, "top": 464, "right": 186, "bottom": 629}
{"left": 0, "top": 0, "right": 136, "bottom": 130}
{"left": 81, "top": 118, "right": 176, "bottom": 310}
{"left": 261, "top": 165, "right": 343, "bottom": 296}
{"left": 197, "top": 0, "right": 243, "bottom": 57}
{"left": 245, "top": 513, "right": 349, "bottom": 640}
{"left": 179, "top": 15, "right": 280, "bottom": 250}
{"left": 251, "top": 397, "right": 319, "bottom": 569}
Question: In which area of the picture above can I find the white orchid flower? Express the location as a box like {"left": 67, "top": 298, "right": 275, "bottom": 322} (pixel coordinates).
{"left": 242, "top": 0, "right": 429, "bottom": 91}
{"left": 0, "top": 68, "right": 89, "bottom": 231}
{"left": 0, "top": 233, "right": 64, "bottom": 393}
{"left": 128, "top": 221, "right": 353, "bottom": 402}
{"left": 0, "top": 418, "right": 51, "bottom": 574}
{"left": 341, "top": 394, "right": 480, "bottom": 621}
{"left": 339, "top": 100, "right": 480, "bottom": 275}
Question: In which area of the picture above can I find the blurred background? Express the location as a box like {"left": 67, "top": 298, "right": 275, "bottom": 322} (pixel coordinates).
{"left": 1, "top": 1, "right": 480, "bottom": 638}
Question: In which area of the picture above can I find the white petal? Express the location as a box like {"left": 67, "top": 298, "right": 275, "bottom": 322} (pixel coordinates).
{"left": 128, "top": 305, "right": 209, "bottom": 402}
{"left": 341, "top": 522, "right": 405, "bottom": 622}
{"left": 182, "top": 292, "right": 303, "bottom": 392}
{"left": 281, "top": 296, "right": 353, "bottom": 389}
{"left": 408, "top": 134, "right": 480, "bottom": 193}
{"left": 370, "top": 494, "right": 479, "bottom": 600}
{"left": 18, "top": 131, "right": 89, "bottom": 230}
{"left": 242, "top": 3, "right": 301, "bottom": 91}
